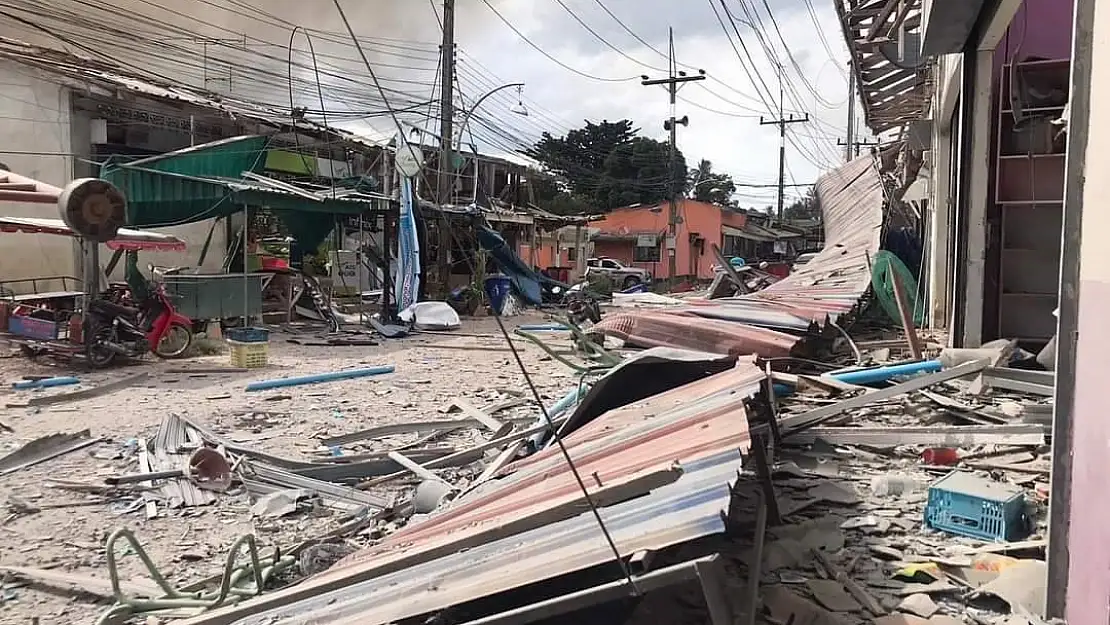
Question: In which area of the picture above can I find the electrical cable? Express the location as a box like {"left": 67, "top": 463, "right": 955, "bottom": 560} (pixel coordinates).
{"left": 476, "top": 0, "right": 639, "bottom": 83}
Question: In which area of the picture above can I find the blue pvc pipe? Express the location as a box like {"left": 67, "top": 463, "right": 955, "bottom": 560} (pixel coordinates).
{"left": 528, "top": 386, "right": 589, "bottom": 449}
{"left": 12, "top": 376, "right": 80, "bottom": 390}
{"left": 773, "top": 359, "right": 944, "bottom": 397}
{"left": 831, "top": 359, "right": 942, "bottom": 385}
{"left": 246, "top": 366, "right": 395, "bottom": 392}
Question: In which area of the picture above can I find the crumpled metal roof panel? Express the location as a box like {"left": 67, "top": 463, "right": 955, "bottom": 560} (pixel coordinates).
{"left": 592, "top": 157, "right": 885, "bottom": 354}
{"left": 185, "top": 362, "right": 766, "bottom": 625}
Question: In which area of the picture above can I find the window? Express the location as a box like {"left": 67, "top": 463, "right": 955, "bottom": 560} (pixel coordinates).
{"left": 601, "top": 259, "right": 620, "bottom": 269}
{"left": 633, "top": 245, "right": 660, "bottom": 262}
{"left": 586, "top": 258, "right": 599, "bottom": 268}
{"left": 566, "top": 247, "right": 577, "bottom": 262}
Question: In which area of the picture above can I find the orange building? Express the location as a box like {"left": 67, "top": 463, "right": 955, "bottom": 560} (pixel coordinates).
{"left": 591, "top": 200, "right": 748, "bottom": 281}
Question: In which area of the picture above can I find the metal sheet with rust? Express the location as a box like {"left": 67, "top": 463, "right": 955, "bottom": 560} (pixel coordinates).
{"left": 180, "top": 363, "right": 765, "bottom": 625}
{"left": 593, "top": 157, "right": 885, "bottom": 356}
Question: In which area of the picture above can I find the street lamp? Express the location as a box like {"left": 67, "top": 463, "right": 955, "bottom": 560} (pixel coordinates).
{"left": 455, "top": 82, "right": 528, "bottom": 151}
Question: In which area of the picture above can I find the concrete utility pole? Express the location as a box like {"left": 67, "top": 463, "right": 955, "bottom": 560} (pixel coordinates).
{"left": 844, "top": 64, "right": 855, "bottom": 162}
{"left": 640, "top": 28, "right": 705, "bottom": 281}
{"left": 760, "top": 63, "right": 808, "bottom": 223}
{"left": 435, "top": 0, "right": 456, "bottom": 296}
{"left": 436, "top": 0, "right": 456, "bottom": 206}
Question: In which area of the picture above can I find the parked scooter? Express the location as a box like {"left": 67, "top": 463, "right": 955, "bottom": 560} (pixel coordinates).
{"left": 84, "top": 282, "right": 194, "bottom": 368}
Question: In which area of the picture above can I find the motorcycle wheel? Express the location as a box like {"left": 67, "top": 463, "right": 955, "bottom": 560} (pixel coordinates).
{"left": 154, "top": 322, "right": 194, "bottom": 359}
{"left": 86, "top": 324, "right": 117, "bottom": 368}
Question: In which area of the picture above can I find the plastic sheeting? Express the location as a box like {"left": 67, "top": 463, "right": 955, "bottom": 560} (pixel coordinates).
{"left": 398, "top": 302, "right": 461, "bottom": 331}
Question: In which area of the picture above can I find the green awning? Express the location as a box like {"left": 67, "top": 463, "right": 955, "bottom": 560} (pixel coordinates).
{"left": 100, "top": 135, "right": 389, "bottom": 232}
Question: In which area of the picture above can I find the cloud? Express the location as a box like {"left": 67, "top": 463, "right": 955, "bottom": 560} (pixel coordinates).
{"left": 0, "top": 0, "right": 856, "bottom": 208}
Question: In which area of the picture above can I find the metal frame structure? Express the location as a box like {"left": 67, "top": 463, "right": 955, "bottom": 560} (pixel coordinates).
{"left": 834, "top": 0, "right": 933, "bottom": 134}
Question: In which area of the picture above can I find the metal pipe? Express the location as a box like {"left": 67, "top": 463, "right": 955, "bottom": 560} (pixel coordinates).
{"left": 454, "top": 555, "right": 720, "bottom": 625}
{"left": 0, "top": 190, "right": 59, "bottom": 203}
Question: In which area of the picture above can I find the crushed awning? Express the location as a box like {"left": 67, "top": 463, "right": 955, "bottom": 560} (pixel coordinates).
{"left": 0, "top": 216, "right": 187, "bottom": 251}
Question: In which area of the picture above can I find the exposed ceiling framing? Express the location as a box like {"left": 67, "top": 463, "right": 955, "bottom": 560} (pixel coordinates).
{"left": 835, "top": 0, "right": 934, "bottom": 135}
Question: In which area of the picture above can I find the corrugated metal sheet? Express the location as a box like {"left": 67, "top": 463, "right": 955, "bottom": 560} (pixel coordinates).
{"left": 591, "top": 311, "right": 800, "bottom": 357}
{"left": 183, "top": 361, "right": 767, "bottom": 625}
{"left": 592, "top": 156, "right": 885, "bottom": 355}
{"left": 236, "top": 451, "right": 744, "bottom": 625}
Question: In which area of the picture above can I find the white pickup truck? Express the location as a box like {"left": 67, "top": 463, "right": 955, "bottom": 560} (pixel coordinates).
{"left": 584, "top": 257, "right": 653, "bottom": 289}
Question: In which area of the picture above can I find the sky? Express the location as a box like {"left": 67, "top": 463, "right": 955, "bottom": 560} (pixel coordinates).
{"left": 0, "top": 0, "right": 864, "bottom": 209}
{"left": 456, "top": 0, "right": 858, "bottom": 208}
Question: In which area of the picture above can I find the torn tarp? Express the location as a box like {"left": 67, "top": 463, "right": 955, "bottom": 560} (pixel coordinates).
{"left": 476, "top": 224, "right": 564, "bottom": 305}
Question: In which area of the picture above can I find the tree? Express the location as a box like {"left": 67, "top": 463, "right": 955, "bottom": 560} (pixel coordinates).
{"left": 524, "top": 120, "right": 636, "bottom": 199}
{"left": 524, "top": 119, "right": 685, "bottom": 212}
{"left": 526, "top": 168, "right": 592, "bottom": 216}
{"left": 594, "top": 136, "right": 686, "bottom": 211}
{"left": 783, "top": 186, "right": 822, "bottom": 221}
{"left": 687, "top": 159, "right": 736, "bottom": 205}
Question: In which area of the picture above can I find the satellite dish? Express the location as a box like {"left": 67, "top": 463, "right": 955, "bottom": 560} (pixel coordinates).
{"left": 57, "top": 178, "right": 126, "bottom": 242}
{"left": 395, "top": 143, "right": 423, "bottom": 179}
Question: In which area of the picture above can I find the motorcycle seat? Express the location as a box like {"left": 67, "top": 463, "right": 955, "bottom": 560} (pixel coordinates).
{"left": 89, "top": 298, "right": 139, "bottom": 319}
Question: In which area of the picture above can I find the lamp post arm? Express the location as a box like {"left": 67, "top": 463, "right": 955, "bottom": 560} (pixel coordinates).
{"left": 455, "top": 82, "right": 525, "bottom": 151}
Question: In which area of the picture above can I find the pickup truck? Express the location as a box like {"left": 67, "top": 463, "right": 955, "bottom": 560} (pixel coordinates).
{"left": 584, "top": 257, "right": 652, "bottom": 289}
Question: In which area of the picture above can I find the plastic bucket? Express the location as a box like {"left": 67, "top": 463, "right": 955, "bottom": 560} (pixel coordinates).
{"left": 483, "top": 274, "right": 512, "bottom": 312}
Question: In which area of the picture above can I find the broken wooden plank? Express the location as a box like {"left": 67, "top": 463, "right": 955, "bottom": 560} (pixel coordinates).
{"left": 386, "top": 451, "right": 450, "bottom": 486}
{"left": 467, "top": 440, "right": 526, "bottom": 491}
{"left": 780, "top": 360, "right": 989, "bottom": 433}
{"left": 5, "top": 372, "right": 149, "bottom": 408}
{"left": 0, "top": 565, "right": 162, "bottom": 599}
{"left": 447, "top": 400, "right": 505, "bottom": 433}
{"left": 783, "top": 424, "right": 1045, "bottom": 447}
{"left": 812, "top": 549, "right": 886, "bottom": 615}
{"left": 889, "top": 269, "right": 924, "bottom": 360}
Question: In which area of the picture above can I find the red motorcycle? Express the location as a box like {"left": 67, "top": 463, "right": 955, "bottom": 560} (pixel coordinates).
{"left": 84, "top": 282, "right": 194, "bottom": 368}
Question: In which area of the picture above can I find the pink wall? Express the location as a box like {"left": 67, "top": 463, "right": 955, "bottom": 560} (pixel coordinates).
{"left": 997, "top": 0, "right": 1074, "bottom": 62}
{"left": 593, "top": 200, "right": 745, "bottom": 280}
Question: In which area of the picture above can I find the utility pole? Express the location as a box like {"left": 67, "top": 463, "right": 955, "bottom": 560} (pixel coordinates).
{"left": 759, "top": 64, "right": 808, "bottom": 223}
{"left": 435, "top": 0, "right": 456, "bottom": 297}
{"left": 436, "top": 0, "right": 456, "bottom": 206}
{"left": 844, "top": 65, "right": 855, "bottom": 162}
{"left": 640, "top": 28, "right": 705, "bottom": 282}
{"left": 838, "top": 137, "right": 882, "bottom": 156}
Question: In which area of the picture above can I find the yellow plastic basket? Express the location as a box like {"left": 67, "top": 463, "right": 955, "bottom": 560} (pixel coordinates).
{"left": 228, "top": 339, "right": 269, "bottom": 368}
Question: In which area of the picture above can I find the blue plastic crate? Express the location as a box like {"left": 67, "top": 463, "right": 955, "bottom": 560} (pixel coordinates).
{"left": 924, "top": 471, "right": 1028, "bottom": 542}
{"left": 225, "top": 327, "right": 270, "bottom": 344}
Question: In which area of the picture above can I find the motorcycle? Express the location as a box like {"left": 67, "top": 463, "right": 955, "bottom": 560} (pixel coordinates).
{"left": 84, "top": 282, "right": 194, "bottom": 368}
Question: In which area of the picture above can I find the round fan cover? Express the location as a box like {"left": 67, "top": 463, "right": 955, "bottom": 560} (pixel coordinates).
{"left": 57, "top": 178, "right": 127, "bottom": 243}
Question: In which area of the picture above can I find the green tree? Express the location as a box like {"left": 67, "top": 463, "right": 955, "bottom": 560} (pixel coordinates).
{"left": 594, "top": 136, "right": 686, "bottom": 211}
{"left": 526, "top": 168, "right": 592, "bottom": 216}
{"left": 784, "top": 186, "right": 822, "bottom": 220}
{"left": 525, "top": 120, "right": 685, "bottom": 212}
{"left": 687, "top": 159, "right": 736, "bottom": 205}
{"left": 524, "top": 120, "right": 636, "bottom": 199}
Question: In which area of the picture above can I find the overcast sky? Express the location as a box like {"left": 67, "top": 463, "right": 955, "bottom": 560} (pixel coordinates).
{"left": 453, "top": 0, "right": 856, "bottom": 207}
{"left": 1, "top": 0, "right": 860, "bottom": 208}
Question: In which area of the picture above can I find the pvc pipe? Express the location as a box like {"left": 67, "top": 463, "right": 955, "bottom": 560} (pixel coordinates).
{"left": 518, "top": 323, "right": 569, "bottom": 332}
{"left": 773, "top": 359, "right": 944, "bottom": 397}
{"left": 830, "top": 359, "right": 942, "bottom": 385}
{"left": 528, "top": 386, "right": 589, "bottom": 450}
{"left": 12, "top": 376, "right": 80, "bottom": 390}
{"left": 245, "top": 366, "right": 394, "bottom": 392}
